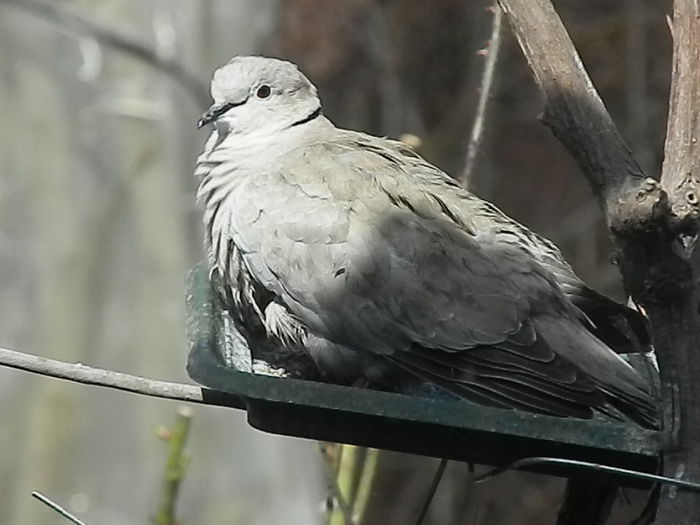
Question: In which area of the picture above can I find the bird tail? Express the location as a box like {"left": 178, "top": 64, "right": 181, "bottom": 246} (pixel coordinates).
{"left": 534, "top": 317, "right": 658, "bottom": 429}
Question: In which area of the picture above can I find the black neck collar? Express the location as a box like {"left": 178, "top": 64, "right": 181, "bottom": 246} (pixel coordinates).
{"left": 291, "top": 106, "right": 322, "bottom": 127}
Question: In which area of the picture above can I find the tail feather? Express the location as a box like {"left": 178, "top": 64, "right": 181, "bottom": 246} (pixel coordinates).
{"left": 381, "top": 316, "right": 659, "bottom": 429}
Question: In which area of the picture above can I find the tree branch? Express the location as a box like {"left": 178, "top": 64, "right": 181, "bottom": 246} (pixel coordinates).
{"left": 459, "top": 4, "right": 503, "bottom": 187}
{"left": 496, "top": 0, "right": 664, "bottom": 233}
{"left": 662, "top": 0, "right": 700, "bottom": 227}
{"left": 0, "top": 346, "right": 210, "bottom": 404}
{"left": 650, "top": 3, "right": 700, "bottom": 523}
{"left": 318, "top": 443, "right": 354, "bottom": 525}
{"left": 496, "top": 1, "right": 700, "bottom": 524}
{"left": 32, "top": 492, "right": 88, "bottom": 525}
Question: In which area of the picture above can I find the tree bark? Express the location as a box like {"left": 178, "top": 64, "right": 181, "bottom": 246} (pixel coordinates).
{"left": 498, "top": 0, "right": 700, "bottom": 523}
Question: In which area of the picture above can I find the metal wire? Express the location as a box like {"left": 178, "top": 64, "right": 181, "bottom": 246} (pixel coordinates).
{"left": 474, "top": 456, "right": 700, "bottom": 492}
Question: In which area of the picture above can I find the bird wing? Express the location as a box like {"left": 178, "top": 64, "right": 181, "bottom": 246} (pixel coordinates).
{"left": 226, "top": 137, "right": 537, "bottom": 351}
{"left": 220, "top": 133, "right": 656, "bottom": 425}
{"left": 466, "top": 199, "right": 651, "bottom": 354}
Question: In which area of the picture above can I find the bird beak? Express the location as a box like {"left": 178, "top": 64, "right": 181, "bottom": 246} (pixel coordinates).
{"left": 197, "top": 99, "right": 247, "bottom": 129}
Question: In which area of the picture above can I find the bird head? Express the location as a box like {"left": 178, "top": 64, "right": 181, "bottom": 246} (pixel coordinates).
{"left": 198, "top": 56, "right": 322, "bottom": 136}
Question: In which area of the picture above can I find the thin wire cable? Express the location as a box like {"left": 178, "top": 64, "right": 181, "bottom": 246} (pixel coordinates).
{"left": 474, "top": 457, "right": 700, "bottom": 492}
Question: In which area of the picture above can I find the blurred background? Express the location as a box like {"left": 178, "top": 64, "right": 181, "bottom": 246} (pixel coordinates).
{"left": 0, "top": 1, "right": 671, "bottom": 523}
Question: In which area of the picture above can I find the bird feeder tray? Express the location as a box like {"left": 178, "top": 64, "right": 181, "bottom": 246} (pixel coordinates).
{"left": 185, "top": 263, "right": 659, "bottom": 486}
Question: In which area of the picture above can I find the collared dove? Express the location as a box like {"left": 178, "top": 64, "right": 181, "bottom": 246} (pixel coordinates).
{"left": 194, "top": 56, "right": 657, "bottom": 428}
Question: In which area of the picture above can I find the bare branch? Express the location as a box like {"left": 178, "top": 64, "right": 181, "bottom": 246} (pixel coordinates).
{"left": 661, "top": 0, "right": 700, "bottom": 227}
{"left": 497, "top": 1, "right": 700, "bottom": 523}
{"left": 318, "top": 443, "right": 354, "bottom": 525}
{"left": 0, "top": 346, "right": 207, "bottom": 404}
{"left": 496, "top": 0, "right": 662, "bottom": 232}
{"left": 649, "top": 4, "right": 700, "bottom": 523}
{"left": 330, "top": 444, "right": 361, "bottom": 525}
{"left": 460, "top": 5, "right": 503, "bottom": 187}
{"left": 32, "top": 492, "right": 88, "bottom": 525}
{"left": 351, "top": 448, "right": 379, "bottom": 524}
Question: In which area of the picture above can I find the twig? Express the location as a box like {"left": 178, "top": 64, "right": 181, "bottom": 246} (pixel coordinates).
{"left": 414, "top": 458, "right": 448, "bottom": 525}
{"left": 318, "top": 443, "right": 354, "bottom": 525}
{"left": 0, "top": 0, "right": 209, "bottom": 107}
{"left": 661, "top": 0, "right": 700, "bottom": 223}
{"left": 155, "top": 407, "right": 194, "bottom": 525}
{"left": 351, "top": 448, "right": 379, "bottom": 524}
{"left": 459, "top": 4, "right": 503, "bottom": 187}
{"left": 0, "top": 346, "right": 208, "bottom": 403}
{"left": 32, "top": 491, "right": 88, "bottom": 525}
{"left": 496, "top": 0, "right": 657, "bottom": 230}
{"left": 330, "top": 445, "right": 361, "bottom": 525}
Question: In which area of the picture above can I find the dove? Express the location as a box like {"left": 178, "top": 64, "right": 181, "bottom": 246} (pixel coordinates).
{"left": 194, "top": 56, "right": 657, "bottom": 428}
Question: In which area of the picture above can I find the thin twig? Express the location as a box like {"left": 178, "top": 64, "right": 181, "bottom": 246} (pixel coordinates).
{"left": 0, "top": 346, "right": 208, "bottom": 403}
{"left": 0, "top": 0, "right": 209, "bottom": 107}
{"left": 352, "top": 448, "right": 379, "bottom": 524}
{"left": 414, "top": 458, "right": 448, "bottom": 525}
{"left": 32, "top": 491, "right": 88, "bottom": 525}
{"left": 155, "top": 407, "right": 194, "bottom": 525}
{"left": 459, "top": 4, "right": 503, "bottom": 187}
{"left": 318, "top": 443, "right": 354, "bottom": 525}
{"left": 330, "top": 445, "right": 361, "bottom": 525}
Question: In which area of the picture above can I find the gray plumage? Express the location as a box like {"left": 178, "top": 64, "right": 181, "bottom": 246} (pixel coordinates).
{"left": 195, "top": 56, "right": 657, "bottom": 427}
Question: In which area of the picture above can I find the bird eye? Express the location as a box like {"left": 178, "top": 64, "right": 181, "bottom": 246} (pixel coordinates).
{"left": 256, "top": 85, "right": 271, "bottom": 99}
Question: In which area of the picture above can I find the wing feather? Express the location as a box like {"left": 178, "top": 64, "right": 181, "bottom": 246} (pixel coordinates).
{"left": 208, "top": 132, "right": 657, "bottom": 426}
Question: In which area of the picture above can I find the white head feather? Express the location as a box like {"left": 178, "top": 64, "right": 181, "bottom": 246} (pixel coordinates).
{"left": 199, "top": 56, "right": 322, "bottom": 138}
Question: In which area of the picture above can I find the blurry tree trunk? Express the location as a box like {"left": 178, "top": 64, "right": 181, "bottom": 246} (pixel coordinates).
{"left": 556, "top": 481, "right": 615, "bottom": 525}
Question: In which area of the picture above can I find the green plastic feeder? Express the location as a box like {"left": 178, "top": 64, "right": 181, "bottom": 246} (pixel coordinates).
{"left": 185, "top": 263, "right": 659, "bottom": 486}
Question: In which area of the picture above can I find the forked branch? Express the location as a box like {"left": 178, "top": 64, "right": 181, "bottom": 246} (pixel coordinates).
{"left": 497, "top": 0, "right": 664, "bottom": 233}
{"left": 497, "top": 1, "right": 700, "bottom": 524}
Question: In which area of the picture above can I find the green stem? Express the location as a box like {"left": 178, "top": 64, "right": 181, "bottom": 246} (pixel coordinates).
{"left": 319, "top": 443, "right": 354, "bottom": 525}
{"left": 154, "top": 406, "right": 193, "bottom": 525}
{"left": 330, "top": 445, "right": 359, "bottom": 525}
{"left": 351, "top": 448, "right": 379, "bottom": 524}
